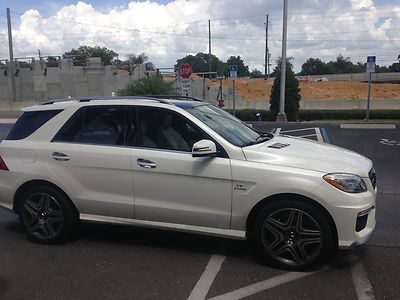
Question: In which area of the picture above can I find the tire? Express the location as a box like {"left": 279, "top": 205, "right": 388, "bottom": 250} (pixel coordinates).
{"left": 252, "top": 199, "right": 335, "bottom": 270}
{"left": 19, "top": 185, "right": 78, "bottom": 243}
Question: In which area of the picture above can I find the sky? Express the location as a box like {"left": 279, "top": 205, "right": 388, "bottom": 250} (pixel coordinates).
{"left": 1, "top": 0, "right": 400, "bottom": 73}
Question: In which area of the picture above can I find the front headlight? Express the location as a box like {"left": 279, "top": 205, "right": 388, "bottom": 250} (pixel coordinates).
{"left": 323, "top": 173, "right": 367, "bottom": 193}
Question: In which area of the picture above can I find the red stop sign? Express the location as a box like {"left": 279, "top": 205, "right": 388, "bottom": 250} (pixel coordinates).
{"left": 178, "top": 63, "right": 193, "bottom": 79}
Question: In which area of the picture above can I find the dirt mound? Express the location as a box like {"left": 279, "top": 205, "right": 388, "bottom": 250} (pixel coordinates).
{"left": 208, "top": 79, "right": 400, "bottom": 101}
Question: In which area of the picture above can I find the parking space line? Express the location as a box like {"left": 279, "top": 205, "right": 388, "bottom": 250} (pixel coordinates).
{"left": 296, "top": 133, "right": 317, "bottom": 138}
{"left": 350, "top": 260, "right": 375, "bottom": 300}
{"left": 315, "top": 128, "right": 324, "bottom": 143}
{"left": 277, "top": 127, "right": 326, "bottom": 143}
{"left": 208, "top": 269, "right": 324, "bottom": 300}
{"left": 188, "top": 254, "right": 226, "bottom": 300}
{"left": 280, "top": 127, "right": 316, "bottom": 133}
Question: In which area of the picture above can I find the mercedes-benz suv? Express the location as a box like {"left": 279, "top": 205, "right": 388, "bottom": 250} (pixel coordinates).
{"left": 0, "top": 96, "right": 376, "bottom": 270}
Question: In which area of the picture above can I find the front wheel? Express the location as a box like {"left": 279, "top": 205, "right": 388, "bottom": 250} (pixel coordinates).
{"left": 19, "top": 185, "right": 78, "bottom": 243}
{"left": 252, "top": 200, "right": 335, "bottom": 270}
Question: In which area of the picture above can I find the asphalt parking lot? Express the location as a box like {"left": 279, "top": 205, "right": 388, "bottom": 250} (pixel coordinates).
{"left": 0, "top": 122, "right": 399, "bottom": 299}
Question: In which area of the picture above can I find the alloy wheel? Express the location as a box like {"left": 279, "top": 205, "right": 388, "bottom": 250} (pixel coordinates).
{"left": 261, "top": 208, "right": 323, "bottom": 266}
{"left": 22, "top": 192, "right": 64, "bottom": 240}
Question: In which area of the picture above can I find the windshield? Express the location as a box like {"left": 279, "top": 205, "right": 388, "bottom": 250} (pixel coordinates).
{"left": 185, "top": 104, "right": 273, "bottom": 147}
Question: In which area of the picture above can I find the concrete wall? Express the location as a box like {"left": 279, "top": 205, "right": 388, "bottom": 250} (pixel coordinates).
{"left": 0, "top": 58, "right": 147, "bottom": 103}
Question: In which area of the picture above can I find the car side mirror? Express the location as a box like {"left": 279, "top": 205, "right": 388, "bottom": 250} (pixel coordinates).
{"left": 192, "top": 139, "right": 217, "bottom": 158}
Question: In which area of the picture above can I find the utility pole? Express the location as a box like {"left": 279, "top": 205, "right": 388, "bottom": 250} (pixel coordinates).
{"left": 6, "top": 8, "right": 16, "bottom": 102}
{"left": 208, "top": 20, "right": 212, "bottom": 79}
{"left": 277, "top": 0, "right": 288, "bottom": 122}
{"left": 38, "top": 49, "right": 41, "bottom": 60}
{"left": 264, "top": 14, "right": 269, "bottom": 80}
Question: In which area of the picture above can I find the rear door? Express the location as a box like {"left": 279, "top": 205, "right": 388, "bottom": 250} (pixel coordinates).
{"left": 47, "top": 105, "right": 134, "bottom": 219}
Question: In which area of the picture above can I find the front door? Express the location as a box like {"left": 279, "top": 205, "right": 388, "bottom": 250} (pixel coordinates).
{"left": 132, "top": 107, "right": 232, "bottom": 229}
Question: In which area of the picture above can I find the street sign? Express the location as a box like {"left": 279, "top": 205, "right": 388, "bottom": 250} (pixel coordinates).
{"left": 366, "top": 56, "right": 376, "bottom": 73}
{"left": 229, "top": 65, "right": 238, "bottom": 79}
{"left": 181, "top": 78, "right": 191, "bottom": 94}
{"left": 178, "top": 63, "right": 193, "bottom": 79}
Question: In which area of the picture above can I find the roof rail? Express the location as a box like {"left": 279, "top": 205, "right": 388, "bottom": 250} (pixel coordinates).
{"left": 148, "top": 95, "right": 203, "bottom": 102}
{"left": 41, "top": 96, "right": 172, "bottom": 105}
{"left": 41, "top": 95, "right": 204, "bottom": 106}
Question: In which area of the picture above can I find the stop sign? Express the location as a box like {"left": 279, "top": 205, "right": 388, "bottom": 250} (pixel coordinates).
{"left": 178, "top": 63, "right": 193, "bottom": 79}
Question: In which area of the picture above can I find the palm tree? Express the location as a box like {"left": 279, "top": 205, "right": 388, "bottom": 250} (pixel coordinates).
{"left": 126, "top": 53, "right": 155, "bottom": 70}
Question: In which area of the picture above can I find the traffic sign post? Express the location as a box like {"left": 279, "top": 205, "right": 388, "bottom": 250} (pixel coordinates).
{"left": 178, "top": 63, "right": 193, "bottom": 96}
{"left": 229, "top": 65, "right": 238, "bottom": 79}
{"left": 366, "top": 56, "right": 376, "bottom": 121}
{"left": 229, "top": 65, "right": 238, "bottom": 116}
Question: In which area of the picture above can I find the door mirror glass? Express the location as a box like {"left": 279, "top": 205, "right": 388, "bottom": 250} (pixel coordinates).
{"left": 192, "top": 140, "right": 217, "bottom": 158}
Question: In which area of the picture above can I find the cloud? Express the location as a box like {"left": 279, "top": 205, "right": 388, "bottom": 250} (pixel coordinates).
{"left": 0, "top": 0, "right": 399, "bottom": 72}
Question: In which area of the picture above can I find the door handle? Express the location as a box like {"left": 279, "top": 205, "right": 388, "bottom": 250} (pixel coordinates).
{"left": 137, "top": 158, "right": 157, "bottom": 169}
{"left": 52, "top": 152, "right": 70, "bottom": 161}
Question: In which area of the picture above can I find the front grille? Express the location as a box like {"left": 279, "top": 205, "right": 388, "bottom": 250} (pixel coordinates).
{"left": 369, "top": 168, "right": 377, "bottom": 189}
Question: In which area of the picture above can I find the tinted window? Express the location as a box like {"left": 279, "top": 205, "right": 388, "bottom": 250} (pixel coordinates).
{"left": 53, "top": 106, "right": 129, "bottom": 146}
{"left": 136, "top": 108, "right": 208, "bottom": 152}
{"left": 6, "top": 110, "right": 62, "bottom": 140}
{"left": 186, "top": 104, "right": 260, "bottom": 147}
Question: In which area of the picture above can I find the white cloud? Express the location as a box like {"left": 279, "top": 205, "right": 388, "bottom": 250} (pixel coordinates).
{"left": 0, "top": 0, "right": 399, "bottom": 72}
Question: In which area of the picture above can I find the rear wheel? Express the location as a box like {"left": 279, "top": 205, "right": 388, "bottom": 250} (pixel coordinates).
{"left": 19, "top": 185, "right": 78, "bottom": 243}
{"left": 252, "top": 199, "right": 335, "bottom": 270}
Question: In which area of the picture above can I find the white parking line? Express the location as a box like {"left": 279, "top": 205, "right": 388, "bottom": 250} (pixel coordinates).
{"left": 280, "top": 127, "right": 318, "bottom": 133}
{"left": 350, "top": 260, "right": 375, "bottom": 300}
{"left": 208, "top": 269, "right": 324, "bottom": 300}
{"left": 188, "top": 254, "right": 226, "bottom": 300}
{"left": 277, "top": 127, "right": 325, "bottom": 143}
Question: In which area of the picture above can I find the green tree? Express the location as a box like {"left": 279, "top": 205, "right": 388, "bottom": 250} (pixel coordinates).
{"left": 250, "top": 68, "right": 263, "bottom": 78}
{"left": 226, "top": 56, "right": 250, "bottom": 76}
{"left": 325, "top": 54, "right": 361, "bottom": 74}
{"left": 388, "top": 62, "right": 400, "bottom": 72}
{"left": 117, "top": 76, "right": 177, "bottom": 96}
{"left": 176, "top": 53, "right": 227, "bottom": 77}
{"left": 126, "top": 53, "right": 155, "bottom": 70}
{"left": 63, "top": 45, "right": 119, "bottom": 66}
{"left": 270, "top": 58, "right": 301, "bottom": 121}
{"left": 300, "top": 57, "right": 331, "bottom": 75}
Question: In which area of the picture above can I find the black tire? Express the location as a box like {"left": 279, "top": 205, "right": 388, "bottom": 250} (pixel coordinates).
{"left": 18, "top": 185, "right": 78, "bottom": 243}
{"left": 252, "top": 199, "right": 335, "bottom": 270}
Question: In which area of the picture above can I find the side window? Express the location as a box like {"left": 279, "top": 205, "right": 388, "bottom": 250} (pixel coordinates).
{"left": 53, "top": 106, "right": 129, "bottom": 146}
{"left": 136, "top": 108, "right": 208, "bottom": 152}
{"left": 6, "top": 110, "right": 63, "bottom": 140}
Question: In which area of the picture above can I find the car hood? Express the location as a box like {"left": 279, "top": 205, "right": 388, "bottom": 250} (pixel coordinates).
{"left": 243, "top": 135, "right": 372, "bottom": 177}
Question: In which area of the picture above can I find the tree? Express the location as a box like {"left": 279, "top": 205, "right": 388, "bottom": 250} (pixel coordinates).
{"left": 388, "top": 62, "right": 400, "bottom": 72}
{"left": 226, "top": 56, "right": 250, "bottom": 76}
{"left": 63, "top": 45, "right": 118, "bottom": 66}
{"left": 300, "top": 58, "right": 330, "bottom": 75}
{"left": 117, "top": 76, "right": 177, "bottom": 96}
{"left": 250, "top": 68, "right": 263, "bottom": 78}
{"left": 175, "top": 53, "right": 227, "bottom": 77}
{"left": 270, "top": 58, "right": 301, "bottom": 121}
{"left": 126, "top": 53, "right": 155, "bottom": 70}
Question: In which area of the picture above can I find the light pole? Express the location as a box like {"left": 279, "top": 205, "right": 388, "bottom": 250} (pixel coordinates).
{"left": 277, "top": 0, "right": 288, "bottom": 122}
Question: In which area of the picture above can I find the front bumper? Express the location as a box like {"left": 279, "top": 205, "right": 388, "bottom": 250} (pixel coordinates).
{"left": 312, "top": 181, "right": 377, "bottom": 249}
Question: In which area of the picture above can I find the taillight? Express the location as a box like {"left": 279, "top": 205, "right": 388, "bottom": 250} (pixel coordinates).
{"left": 0, "top": 156, "right": 9, "bottom": 171}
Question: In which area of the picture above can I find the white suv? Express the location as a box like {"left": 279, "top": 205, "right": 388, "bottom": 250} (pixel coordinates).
{"left": 0, "top": 96, "right": 376, "bottom": 270}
